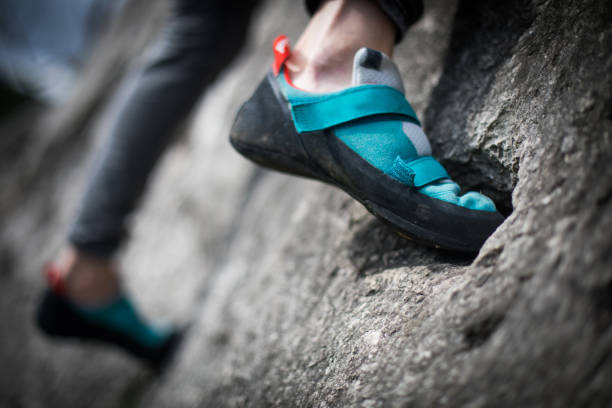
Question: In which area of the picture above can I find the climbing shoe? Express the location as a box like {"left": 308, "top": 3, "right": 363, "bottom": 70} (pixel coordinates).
{"left": 230, "top": 36, "right": 504, "bottom": 252}
{"left": 35, "top": 264, "right": 182, "bottom": 369}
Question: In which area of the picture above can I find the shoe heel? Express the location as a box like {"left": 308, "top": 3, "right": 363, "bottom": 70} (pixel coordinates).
{"left": 230, "top": 73, "right": 326, "bottom": 181}
{"left": 36, "top": 290, "right": 78, "bottom": 337}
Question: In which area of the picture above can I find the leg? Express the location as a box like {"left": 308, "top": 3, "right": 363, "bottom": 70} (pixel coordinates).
{"left": 37, "top": 1, "right": 258, "bottom": 367}
{"left": 59, "top": 1, "right": 258, "bottom": 306}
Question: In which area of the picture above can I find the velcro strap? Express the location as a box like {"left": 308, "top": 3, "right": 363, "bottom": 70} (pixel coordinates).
{"left": 289, "top": 85, "right": 420, "bottom": 133}
{"left": 388, "top": 156, "right": 449, "bottom": 187}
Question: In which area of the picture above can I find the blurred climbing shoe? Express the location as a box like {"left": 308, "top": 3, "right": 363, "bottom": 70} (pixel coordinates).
{"left": 230, "top": 36, "right": 504, "bottom": 252}
{"left": 36, "top": 264, "right": 182, "bottom": 370}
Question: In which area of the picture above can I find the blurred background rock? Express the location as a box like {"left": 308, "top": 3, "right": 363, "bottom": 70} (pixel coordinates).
{"left": 1, "top": 0, "right": 611, "bottom": 407}
{"left": 0, "top": 0, "right": 127, "bottom": 104}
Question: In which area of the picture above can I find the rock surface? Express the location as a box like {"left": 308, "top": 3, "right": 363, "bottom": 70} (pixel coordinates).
{"left": 1, "top": 0, "right": 611, "bottom": 407}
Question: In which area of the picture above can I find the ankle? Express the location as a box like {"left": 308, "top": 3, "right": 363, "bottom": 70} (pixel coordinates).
{"left": 55, "top": 247, "right": 120, "bottom": 306}
{"left": 287, "top": 0, "right": 396, "bottom": 93}
{"left": 287, "top": 47, "right": 356, "bottom": 93}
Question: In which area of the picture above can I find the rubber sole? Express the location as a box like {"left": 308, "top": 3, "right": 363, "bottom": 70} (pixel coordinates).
{"left": 230, "top": 73, "right": 505, "bottom": 253}
{"left": 232, "top": 138, "right": 461, "bottom": 251}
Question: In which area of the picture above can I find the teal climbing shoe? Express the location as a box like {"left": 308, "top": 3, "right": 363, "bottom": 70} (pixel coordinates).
{"left": 230, "top": 36, "right": 504, "bottom": 252}
{"left": 36, "top": 264, "right": 182, "bottom": 369}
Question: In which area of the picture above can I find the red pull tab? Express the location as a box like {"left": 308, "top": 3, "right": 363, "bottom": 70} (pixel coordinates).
{"left": 44, "top": 263, "right": 66, "bottom": 295}
{"left": 272, "top": 35, "right": 291, "bottom": 76}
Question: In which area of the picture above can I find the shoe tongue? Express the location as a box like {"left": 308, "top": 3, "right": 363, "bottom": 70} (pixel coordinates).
{"left": 352, "top": 48, "right": 405, "bottom": 94}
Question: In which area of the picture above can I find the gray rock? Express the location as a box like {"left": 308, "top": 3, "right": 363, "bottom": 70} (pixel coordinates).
{"left": 1, "top": 0, "right": 611, "bottom": 407}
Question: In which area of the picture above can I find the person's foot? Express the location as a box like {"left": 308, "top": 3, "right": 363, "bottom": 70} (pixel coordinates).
{"left": 231, "top": 41, "right": 503, "bottom": 251}
{"left": 36, "top": 247, "right": 182, "bottom": 369}
{"left": 280, "top": 0, "right": 498, "bottom": 213}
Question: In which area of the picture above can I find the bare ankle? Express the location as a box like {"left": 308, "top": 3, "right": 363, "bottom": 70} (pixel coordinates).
{"left": 287, "top": 48, "right": 356, "bottom": 92}
{"left": 56, "top": 247, "right": 120, "bottom": 306}
{"left": 287, "top": 0, "right": 396, "bottom": 93}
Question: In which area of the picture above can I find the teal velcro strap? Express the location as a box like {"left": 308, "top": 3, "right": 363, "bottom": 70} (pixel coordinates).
{"left": 288, "top": 85, "right": 420, "bottom": 133}
{"left": 388, "top": 156, "right": 449, "bottom": 187}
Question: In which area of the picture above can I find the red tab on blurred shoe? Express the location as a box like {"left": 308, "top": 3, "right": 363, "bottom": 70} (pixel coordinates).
{"left": 44, "top": 263, "right": 66, "bottom": 295}
{"left": 272, "top": 35, "right": 291, "bottom": 76}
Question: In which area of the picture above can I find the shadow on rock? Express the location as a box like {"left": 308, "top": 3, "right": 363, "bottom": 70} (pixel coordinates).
{"left": 345, "top": 217, "right": 474, "bottom": 278}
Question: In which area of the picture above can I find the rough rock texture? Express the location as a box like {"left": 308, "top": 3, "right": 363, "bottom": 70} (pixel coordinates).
{"left": 1, "top": 0, "right": 611, "bottom": 407}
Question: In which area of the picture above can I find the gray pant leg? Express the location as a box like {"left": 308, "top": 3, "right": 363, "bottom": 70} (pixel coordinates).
{"left": 304, "top": 0, "right": 423, "bottom": 41}
{"left": 68, "top": 1, "right": 258, "bottom": 257}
